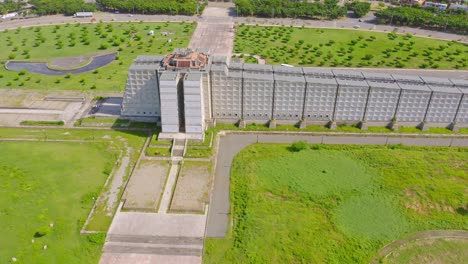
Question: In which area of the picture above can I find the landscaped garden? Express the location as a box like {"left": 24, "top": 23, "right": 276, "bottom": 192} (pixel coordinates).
{"left": 0, "top": 21, "right": 195, "bottom": 90}
{"left": 0, "top": 141, "right": 116, "bottom": 263}
{"left": 234, "top": 25, "right": 468, "bottom": 69}
{"left": 204, "top": 143, "right": 468, "bottom": 263}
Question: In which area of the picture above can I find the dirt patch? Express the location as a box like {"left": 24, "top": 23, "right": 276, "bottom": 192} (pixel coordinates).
{"left": 123, "top": 159, "right": 171, "bottom": 211}
{"left": 404, "top": 187, "right": 456, "bottom": 215}
{"left": 170, "top": 161, "right": 212, "bottom": 213}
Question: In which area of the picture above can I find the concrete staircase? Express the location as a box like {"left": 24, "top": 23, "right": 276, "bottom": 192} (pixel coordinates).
{"left": 171, "top": 138, "right": 186, "bottom": 159}
{"left": 103, "top": 234, "right": 203, "bottom": 257}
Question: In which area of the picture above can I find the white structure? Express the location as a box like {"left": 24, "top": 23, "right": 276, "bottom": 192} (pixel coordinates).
{"left": 121, "top": 49, "right": 468, "bottom": 140}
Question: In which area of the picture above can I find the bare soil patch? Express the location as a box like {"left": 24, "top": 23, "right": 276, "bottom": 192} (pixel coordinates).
{"left": 123, "top": 159, "right": 170, "bottom": 211}
{"left": 170, "top": 161, "right": 212, "bottom": 213}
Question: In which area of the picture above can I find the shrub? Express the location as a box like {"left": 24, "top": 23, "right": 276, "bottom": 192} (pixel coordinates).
{"left": 65, "top": 73, "right": 72, "bottom": 79}
{"left": 8, "top": 53, "right": 16, "bottom": 60}
{"left": 18, "top": 70, "right": 27, "bottom": 76}
{"left": 290, "top": 141, "right": 309, "bottom": 152}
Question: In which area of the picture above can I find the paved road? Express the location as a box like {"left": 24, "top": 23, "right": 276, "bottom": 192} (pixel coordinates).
{"left": 0, "top": 4, "right": 465, "bottom": 44}
{"left": 206, "top": 132, "right": 468, "bottom": 237}
{"left": 6, "top": 53, "right": 117, "bottom": 75}
{"left": 189, "top": 6, "right": 235, "bottom": 56}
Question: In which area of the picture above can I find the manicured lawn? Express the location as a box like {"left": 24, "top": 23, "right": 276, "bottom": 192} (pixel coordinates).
{"left": 204, "top": 144, "right": 468, "bottom": 263}
{"left": 0, "top": 141, "right": 117, "bottom": 264}
{"left": 0, "top": 21, "right": 195, "bottom": 90}
{"left": 234, "top": 25, "right": 468, "bottom": 69}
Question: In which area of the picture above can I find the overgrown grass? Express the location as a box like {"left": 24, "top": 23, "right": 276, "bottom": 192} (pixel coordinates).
{"left": 204, "top": 144, "right": 468, "bottom": 263}
{"left": 382, "top": 238, "right": 468, "bottom": 264}
{"left": 234, "top": 25, "right": 468, "bottom": 69}
{"left": 0, "top": 21, "right": 195, "bottom": 90}
{"left": 145, "top": 146, "right": 171, "bottom": 157}
{"left": 0, "top": 141, "right": 117, "bottom": 263}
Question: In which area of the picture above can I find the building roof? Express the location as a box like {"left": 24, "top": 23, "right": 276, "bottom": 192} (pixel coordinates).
{"left": 336, "top": 78, "right": 369, "bottom": 87}
{"left": 428, "top": 85, "right": 462, "bottom": 94}
{"left": 274, "top": 74, "right": 305, "bottom": 83}
{"left": 243, "top": 63, "right": 273, "bottom": 72}
{"left": 450, "top": 78, "right": 468, "bottom": 88}
{"left": 362, "top": 72, "right": 394, "bottom": 82}
{"left": 302, "top": 68, "right": 334, "bottom": 77}
{"left": 129, "top": 64, "right": 160, "bottom": 71}
{"left": 273, "top": 65, "right": 304, "bottom": 74}
{"left": 211, "top": 55, "right": 228, "bottom": 64}
{"left": 228, "top": 71, "right": 243, "bottom": 78}
{"left": 332, "top": 69, "right": 364, "bottom": 79}
{"left": 305, "top": 76, "right": 338, "bottom": 85}
{"left": 243, "top": 72, "right": 274, "bottom": 81}
{"left": 134, "top": 55, "right": 165, "bottom": 65}
{"left": 185, "top": 73, "right": 202, "bottom": 81}
{"left": 159, "top": 72, "right": 178, "bottom": 81}
{"left": 420, "top": 76, "right": 453, "bottom": 86}
{"left": 367, "top": 80, "right": 400, "bottom": 90}
{"left": 228, "top": 62, "right": 243, "bottom": 70}
{"left": 210, "top": 64, "right": 227, "bottom": 72}
{"left": 398, "top": 83, "right": 431, "bottom": 92}
{"left": 391, "top": 74, "right": 423, "bottom": 83}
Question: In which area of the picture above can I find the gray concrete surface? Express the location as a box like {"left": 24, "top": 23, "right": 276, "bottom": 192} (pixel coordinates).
{"left": 158, "top": 164, "right": 180, "bottom": 213}
{"left": 206, "top": 132, "right": 468, "bottom": 237}
{"left": 189, "top": 6, "right": 235, "bottom": 56}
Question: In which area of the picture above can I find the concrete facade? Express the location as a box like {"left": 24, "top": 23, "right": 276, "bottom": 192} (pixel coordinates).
{"left": 121, "top": 50, "right": 468, "bottom": 139}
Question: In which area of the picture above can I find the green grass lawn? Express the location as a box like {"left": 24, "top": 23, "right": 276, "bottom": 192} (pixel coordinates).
{"left": 0, "top": 141, "right": 118, "bottom": 264}
{"left": 234, "top": 25, "right": 468, "bottom": 69}
{"left": 204, "top": 144, "right": 468, "bottom": 263}
{"left": 0, "top": 127, "right": 147, "bottom": 232}
{"left": 0, "top": 21, "right": 195, "bottom": 90}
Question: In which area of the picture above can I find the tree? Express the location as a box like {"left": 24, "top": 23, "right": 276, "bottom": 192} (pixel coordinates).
{"left": 347, "top": 1, "right": 371, "bottom": 18}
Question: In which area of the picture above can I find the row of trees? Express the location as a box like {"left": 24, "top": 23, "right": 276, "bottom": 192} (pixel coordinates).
{"left": 375, "top": 7, "right": 468, "bottom": 34}
{"left": 0, "top": 0, "right": 26, "bottom": 14}
{"left": 30, "top": 0, "right": 96, "bottom": 16}
{"left": 96, "top": 0, "right": 204, "bottom": 15}
{"left": 235, "top": 0, "right": 347, "bottom": 20}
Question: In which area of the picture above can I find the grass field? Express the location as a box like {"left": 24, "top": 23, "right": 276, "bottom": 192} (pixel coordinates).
{"left": 0, "top": 21, "right": 195, "bottom": 90}
{"left": 0, "top": 127, "right": 147, "bottom": 232}
{"left": 382, "top": 238, "right": 468, "bottom": 264}
{"left": 204, "top": 144, "right": 468, "bottom": 263}
{"left": 234, "top": 25, "right": 468, "bottom": 69}
{"left": 0, "top": 141, "right": 117, "bottom": 264}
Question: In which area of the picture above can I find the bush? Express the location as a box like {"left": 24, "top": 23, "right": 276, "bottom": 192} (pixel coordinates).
{"left": 8, "top": 53, "right": 16, "bottom": 60}
{"left": 290, "top": 141, "right": 309, "bottom": 152}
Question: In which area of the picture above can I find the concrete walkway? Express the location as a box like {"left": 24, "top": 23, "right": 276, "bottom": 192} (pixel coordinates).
{"left": 206, "top": 132, "right": 468, "bottom": 237}
{"left": 158, "top": 164, "right": 180, "bottom": 214}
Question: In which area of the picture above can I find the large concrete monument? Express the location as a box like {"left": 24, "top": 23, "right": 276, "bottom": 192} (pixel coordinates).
{"left": 121, "top": 48, "right": 468, "bottom": 140}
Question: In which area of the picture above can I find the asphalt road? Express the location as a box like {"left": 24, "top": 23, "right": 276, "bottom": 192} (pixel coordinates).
{"left": 206, "top": 132, "right": 468, "bottom": 238}
{"left": 6, "top": 53, "right": 117, "bottom": 75}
